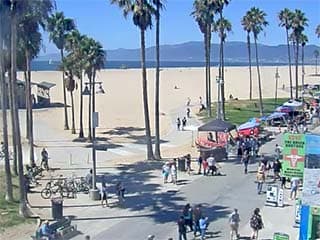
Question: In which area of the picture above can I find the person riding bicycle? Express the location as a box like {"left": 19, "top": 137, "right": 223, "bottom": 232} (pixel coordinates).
{"left": 41, "top": 148, "right": 49, "bottom": 171}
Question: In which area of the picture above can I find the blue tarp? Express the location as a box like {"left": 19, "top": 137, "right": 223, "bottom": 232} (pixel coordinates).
{"left": 266, "top": 112, "right": 287, "bottom": 121}
{"left": 238, "top": 121, "right": 260, "bottom": 131}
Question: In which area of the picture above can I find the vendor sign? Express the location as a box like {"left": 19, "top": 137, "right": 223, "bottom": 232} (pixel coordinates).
{"left": 282, "top": 133, "right": 305, "bottom": 179}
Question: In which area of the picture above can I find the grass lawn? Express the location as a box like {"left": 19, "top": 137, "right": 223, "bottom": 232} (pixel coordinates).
{"left": 198, "top": 98, "right": 289, "bottom": 125}
{"left": 0, "top": 170, "right": 33, "bottom": 232}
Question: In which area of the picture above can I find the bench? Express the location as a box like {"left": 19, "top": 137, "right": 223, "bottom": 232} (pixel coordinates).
{"left": 31, "top": 218, "right": 77, "bottom": 240}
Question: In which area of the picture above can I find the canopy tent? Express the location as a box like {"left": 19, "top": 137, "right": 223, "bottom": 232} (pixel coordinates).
{"left": 276, "top": 105, "right": 294, "bottom": 113}
{"left": 266, "top": 112, "right": 287, "bottom": 121}
{"left": 283, "top": 100, "right": 303, "bottom": 108}
{"left": 238, "top": 121, "right": 260, "bottom": 131}
{"left": 198, "top": 119, "right": 236, "bottom": 132}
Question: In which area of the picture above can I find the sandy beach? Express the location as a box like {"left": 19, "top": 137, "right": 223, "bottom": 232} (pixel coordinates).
{"left": 15, "top": 65, "right": 317, "bottom": 142}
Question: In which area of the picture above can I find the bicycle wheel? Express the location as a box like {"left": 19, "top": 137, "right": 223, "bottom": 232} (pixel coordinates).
{"left": 41, "top": 188, "right": 52, "bottom": 199}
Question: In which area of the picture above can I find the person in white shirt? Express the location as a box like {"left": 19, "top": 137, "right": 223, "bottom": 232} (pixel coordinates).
{"left": 229, "top": 209, "right": 240, "bottom": 240}
{"left": 207, "top": 154, "right": 217, "bottom": 176}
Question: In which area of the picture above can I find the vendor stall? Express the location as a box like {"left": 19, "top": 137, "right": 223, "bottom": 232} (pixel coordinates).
{"left": 197, "top": 119, "right": 236, "bottom": 161}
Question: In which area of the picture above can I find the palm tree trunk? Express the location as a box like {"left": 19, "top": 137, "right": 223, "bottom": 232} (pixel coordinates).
{"left": 295, "top": 39, "right": 299, "bottom": 99}
{"left": 302, "top": 45, "right": 305, "bottom": 89}
{"left": 26, "top": 50, "right": 35, "bottom": 166}
{"left": 24, "top": 70, "right": 29, "bottom": 140}
{"left": 11, "top": 10, "right": 28, "bottom": 216}
{"left": 87, "top": 71, "right": 92, "bottom": 141}
{"left": 79, "top": 73, "right": 84, "bottom": 138}
{"left": 140, "top": 29, "right": 154, "bottom": 160}
{"left": 154, "top": 2, "right": 161, "bottom": 160}
{"left": 203, "top": 32, "right": 208, "bottom": 115}
{"left": 254, "top": 37, "right": 264, "bottom": 116}
{"left": 60, "top": 49, "right": 69, "bottom": 130}
{"left": 207, "top": 25, "right": 212, "bottom": 118}
{"left": 0, "top": 16, "right": 14, "bottom": 202}
{"left": 247, "top": 32, "right": 253, "bottom": 100}
{"left": 219, "top": 13, "right": 225, "bottom": 120}
{"left": 286, "top": 28, "right": 293, "bottom": 99}
{"left": 316, "top": 57, "right": 318, "bottom": 75}
{"left": 8, "top": 69, "right": 18, "bottom": 176}
{"left": 70, "top": 89, "right": 76, "bottom": 134}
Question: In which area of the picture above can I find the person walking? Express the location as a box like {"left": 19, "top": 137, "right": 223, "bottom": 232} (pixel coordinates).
{"left": 273, "top": 159, "right": 282, "bottom": 181}
{"left": 186, "top": 108, "right": 191, "bottom": 118}
{"left": 162, "top": 162, "right": 170, "bottom": 183}
{"left": 182, "top": 117, "right": 187, "bottom": 130}
{"left": 177, "top": 216, "right": 187, "bottom": 240}
{"left": 289, "top": 177, "right": 300, "bottom": 200}
{"left": 202, "top": 158, "right": 208, "bottom": 176}
{"left": 242, "top": 150, "right": 250, "bottom": 174}
{"left": 229, "top": 209, "right": 240, "bottom": 240}
{"left": 256, "top": 163, "right": 265, "bottom": 194}
{"left": 41, "top": 148, "right": 49, "bottom": 171}
{"left": 199, "top": 216, "right": 208, "bottom": 240}
{"left": 171, "top": 164, "right": 177, "bottom": 185}
{"left": 250, "top": 208, "right": 264, "bottom": 239}
{"left": 176, "top": 117, "right": 181, "bottom": 130}
{"left": 274, "top": 144, "right": 282, "bottom": 160}
{"left": 100, "top": 182, "right": 109, "bottom": 207}
{"left": 186, "top": 154, "right": 192, "bottom": 175}
{"left": 182, "top": 203, "right": 193, "bottom": 232}
{"left": 207, "top": 154, "right": 216, "bottom": 176}
{"left": 193, "top": 204, "right": 202, "bottom": 237}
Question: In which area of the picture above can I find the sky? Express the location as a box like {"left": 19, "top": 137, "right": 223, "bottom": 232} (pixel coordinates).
{"left": 41, "top": 0, "right": 320, "bottom": 54}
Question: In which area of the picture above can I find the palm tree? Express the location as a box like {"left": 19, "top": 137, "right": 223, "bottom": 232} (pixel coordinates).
{"left": 47, "top": 12, "right": 76, "bottom": 131}
{"left": 65, "top": 30, "right": 86, "bottom": 138}
{"left": 213, "top": 0, "right": 230, "bottom": 120}
{"left": 314, "top": 49, "right": 319, "bottom": 75}
{"left": 191, "top": 0, "right": 214, "bottom": 117}
{"left": 83, "top": 38, "right": 106, "bottom": 140}
{"left": 10, "top": 0, "right": 28, "bottom": 217}
{"left": 17, "top": 0, "right": 54, "bottom": 167}
{"left": 291, "top": 9, "right": 308, "bottom": 99}
{"left": 241, "top": 12, "right": 253, "bottom": 100}
{"left": 278, "top": 8, "right": 294, "bottom": 99}
{"left": 152, "top": 0, "right": 164, "bottom": 160}
{"left": 214, "top": 16, "right": 231, "bottom": 119}
{"left": 0, "top": 1, "right": 14, "bottom": 202}
{"left": 300, "top": 33, "right": 308, "bottom": 88}
{"left": 111, "top": 0, "right": 155, "bottom": 160}
{"left": 249, "top": 7, "right": 268, "bottom": 116}
{"left": 316, "top": 24, "right": 320, "bottom": 38}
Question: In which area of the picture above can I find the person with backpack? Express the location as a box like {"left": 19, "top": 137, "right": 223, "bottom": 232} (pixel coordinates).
{"left": 182, "top": 203, "right": 193, "bottom": 232}
{"left": 229, "top": 208, "right": 240, "bottom": 239}
{"left": 250, "top": 208, "right": 264, "bottom": 239}
{"left": 177, "top": 216, "right": 187, "bottom": 240}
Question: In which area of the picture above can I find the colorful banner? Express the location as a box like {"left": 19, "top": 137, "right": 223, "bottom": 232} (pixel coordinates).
{"left": 282, "top": 133, "right": 305, "bottom": 179}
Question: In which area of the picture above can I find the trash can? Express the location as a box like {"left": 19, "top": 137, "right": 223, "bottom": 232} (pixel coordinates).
{"left": 51, "top": 197, "right": 63, "bottom": 220}
{"left": 177, "top": 158, "right": 186, "bottom": 171}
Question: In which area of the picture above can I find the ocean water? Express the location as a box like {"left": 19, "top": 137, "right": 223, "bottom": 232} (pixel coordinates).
{"left": 31, "top": 60, "right": 290, "bottom": 71}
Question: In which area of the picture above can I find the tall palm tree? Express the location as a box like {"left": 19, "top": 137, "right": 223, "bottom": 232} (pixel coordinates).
{"left": 17, "top": 0, "right": 54, "bottom": 167}
{"left": 65, "top": 30, "right": 86, "bottom": 138}
{"left": 278, "top": 8, "right": 294, "bottom": 99}
{"left": 192, "top": 0, "right": 214, "bottom": 117}
{"left": 10, "top": 0, "right": 28, "bottom": 217}
{"left": 214, "top": 16, "right": 231, "bottom": 119}
{"left": 48, "top": 12, "right": 75, "bottom": 131}
{"left": 314, "top": 49, "right": 319, "bottom": 75}
{"left": 241, "top": 12, "right": 253, "bottom": 100}
{"left": 152, "top": 0, "right": 164, "bottom": 160}
{"left": 249, "top": 7, "right": 268, "bottom": 116}
{"left": 83, "top": 38, "right": 106, "bottom": 140}
{"left": 316, "top": 24, "right": 320, "bottom": 38}
{"left": 213, "top": 0, "right": 230, "bottom": 120}
{"left": 111, "top": 0, "right": 154, "bottom": 159}
{"left": 291, "top": 9, "right": 308, "bottom": 99}
{"left": 111, "top": 0, "right": 155, "bottom": 159}
{"left": 0, "top": 1, "right": 14, "bottom": 202}
{"left": 300, "top": 33, "right": 308, "bottom": 88}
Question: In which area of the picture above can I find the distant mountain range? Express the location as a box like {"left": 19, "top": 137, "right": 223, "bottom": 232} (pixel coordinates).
{"left": 36, "top": 41, "right": 320, "bottom": 64}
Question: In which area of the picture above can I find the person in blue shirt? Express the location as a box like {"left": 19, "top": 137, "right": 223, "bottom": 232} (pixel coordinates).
{"left": 199, "top": 216, "right": 208, "bottom": 240}
{"left": 40, "top": 220, "right": 54, "bottom": 239}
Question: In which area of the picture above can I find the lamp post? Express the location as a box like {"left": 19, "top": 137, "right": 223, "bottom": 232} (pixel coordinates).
{"left": 275, "top": 67, "right": 280, "bottom": 106}
{"left": 82, "top": 81, "right": 105, "bottom": 200}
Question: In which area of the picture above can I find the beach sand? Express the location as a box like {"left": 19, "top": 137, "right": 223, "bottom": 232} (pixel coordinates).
{"left": 17, "top": 65, "right": 318, "bottom": 142}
